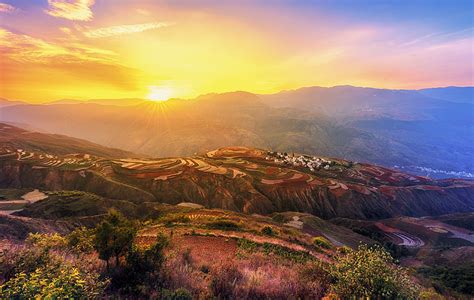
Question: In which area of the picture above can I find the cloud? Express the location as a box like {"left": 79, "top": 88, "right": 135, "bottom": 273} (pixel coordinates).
{"left": 400, "top": 27, "right": 474, "bottom": 48}
{"left": 136, "top": 8, "right": 150, "bottom": 16}
{"left": 0, "top": 2, "right": 16, "bottom": 13}
{"left": 45, "top": 0, "right": 95, "bottom": 21}
{"left": 0, "top": 27, "right": 139, "bottom": 93}
{"left": 0, "top": 27, "right": 117, "bottom": 64}
{"left": 83, "top": 22, "right": 173, "bottom": 38}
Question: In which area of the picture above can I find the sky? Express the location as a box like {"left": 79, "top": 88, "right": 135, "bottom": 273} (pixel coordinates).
{"left": 0, "top": 0, "right": 473, "bottom": 102}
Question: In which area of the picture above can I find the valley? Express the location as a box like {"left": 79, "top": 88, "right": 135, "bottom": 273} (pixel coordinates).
{"left": 0, "top": 123, "right": 472, "bottom": 298}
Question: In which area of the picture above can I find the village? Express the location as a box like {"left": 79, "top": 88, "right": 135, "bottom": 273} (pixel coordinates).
{"left": 266, "top": 151, "right": 335, "bottom": 173}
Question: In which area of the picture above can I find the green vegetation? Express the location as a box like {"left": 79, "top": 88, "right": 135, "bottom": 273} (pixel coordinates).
{"left": 261, "top": 225, "right": 276, "bottom": 236}
{"left": 419, "top": 263, "right": 474, "bottom": 295}
{"left": 207, "top": 219, "right": 241, "bottom": 231}
{"left": 0, "top": 188, "right": 31, "bottom": 200}
{"left": 1, "top": 262, "right": 106, "bottom": 298}
{"left": 160, "top": 213, "right": 191, "bottom": 227}
{"left": 329, "top": 245, "right": 420, "bottom": 298}
{"left": 19, "top": 190, "right": 138, "bottom": 219}
{"left": 237, "top": 238, "right": 313, "bottom": 263}
{"left": 312, "top": 236, "right": 333, "bottom": 249}
{"left": 94, "top": 209, "right": 137, "bottom": 269}
{"left": 161, "top": 288, "right": 193, "bottom": 300}
{"left": 66, "top": 227, "right": 95, "bottom": 253}
{"left": 0, "top": 233, "right": 108, "bottom": 298}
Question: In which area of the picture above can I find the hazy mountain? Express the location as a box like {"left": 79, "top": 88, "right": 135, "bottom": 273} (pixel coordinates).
{"left": 0, "top": 123, "right": 137, "bottom": 158}
{"left": 418, "top": 87, "right": 474, "bottom": 104}
{"left": 1, "top": 86, "right": 473, "bottom": 178}
{"left": 0, "top": 98, "right": 27, "bottom": 108}
{"left": 260, "top": 86, "right": 474, "bottom": 177}
{"left": 47, "top": 98, "right": 149, "bottom": 106}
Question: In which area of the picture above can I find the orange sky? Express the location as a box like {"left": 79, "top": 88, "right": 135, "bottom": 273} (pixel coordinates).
{"left": 0, "top": 0, "right": 473, "bottom": 102}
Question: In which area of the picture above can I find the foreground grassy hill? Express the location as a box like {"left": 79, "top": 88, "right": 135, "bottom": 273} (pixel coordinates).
{"left": 1, "top": 191, "right": 472, "bottom": 298}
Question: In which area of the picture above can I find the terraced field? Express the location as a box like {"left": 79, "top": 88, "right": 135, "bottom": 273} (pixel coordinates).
{"left": 1, "top": 139, "right": 474, "bottom": 219}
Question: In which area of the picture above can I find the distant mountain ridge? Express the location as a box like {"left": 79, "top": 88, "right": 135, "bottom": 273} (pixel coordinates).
{"left": 0, "top": 123, "right": 137, "bottom": 158}
{"left": 1, "top": 86, "right": 472, "bottom": 178}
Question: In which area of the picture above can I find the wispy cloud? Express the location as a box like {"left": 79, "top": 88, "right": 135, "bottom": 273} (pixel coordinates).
{"left": 0, "top": 27, "right": 139, "bottom": 94}
{"left": 400, "top": 27, "right": 474, "bottom": 47}
{"left": 0, "top": 27, "right": 116, "bottom": 64}
{"left": 83, "top": 22, "right": 173, "bottom": 38}
{"left": 45, "top": 0, "right": 95, "bottom": 21}
{"left": 0, "top": 2, "right": 16, "bottom": 13}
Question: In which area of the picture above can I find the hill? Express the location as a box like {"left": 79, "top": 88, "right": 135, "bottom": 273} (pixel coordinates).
{"left": 1, "top": 129, "right": 472, "bottom": 219}
{"left": 0, "top": 123, "right": 138, "bottom": 158}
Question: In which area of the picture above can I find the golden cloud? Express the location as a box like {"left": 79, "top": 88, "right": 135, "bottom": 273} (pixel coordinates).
{"left": 83, "top": 22, "right": 174, "bottom": 38}
{"left": 0, "top": 27, "right": 119, "bottom": 66}
{"left": 45, "top": 0, "right": 95, "bottom": 21}
{"left": 0, "top": 27, "right": 140, "bottom": 99}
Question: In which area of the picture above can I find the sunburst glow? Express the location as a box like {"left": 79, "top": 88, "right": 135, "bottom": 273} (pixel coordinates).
{"left": 147, "top": 86, "right": 174, "bottom": 102}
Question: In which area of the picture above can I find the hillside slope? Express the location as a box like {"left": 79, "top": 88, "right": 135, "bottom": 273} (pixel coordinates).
{"left": 1, "top": 130, "right": 472, "bottom": 219}
{"left": 0, "top": 123, "right": 138, "bottom": 158}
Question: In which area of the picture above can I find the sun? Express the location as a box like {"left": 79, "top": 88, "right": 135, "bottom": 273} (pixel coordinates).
{"left": 147, "top": 86, "right": 174, "bottom": 102}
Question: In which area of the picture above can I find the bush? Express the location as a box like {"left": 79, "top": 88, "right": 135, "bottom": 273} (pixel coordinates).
{"left": 160, "top": 214, "right": 191, "bottom": 226}
{"left": 67, "top": 227, "right": 95, "bottom": 253}
{"left": 336, "top": 245, "right": 352, "bottom": 254}
{"left": 418, "top": 263, "right": 474, "bottom": 295}
{"left": 25, "top": 233, "right": 67, "bottom": 250}
{"left": 110, "top": 234, "right": 169, "bottom": 295}
{"left": 261, "top": 226, "right": 275, "bottom": 236}
{"left": 161, "top": 288, "right": 193, "bottom": 300}
{"left": 0, "top": 262, "right": 107, "bottom": 298}
{"left": 0, "top": 242, "right": 108, "bottom": 298}
{"left": 329, "top": 244, "right": 420, "bottom": 298}
{"left": 207, "top": 219, "right": 240, "bottom": 231}
{"left": 312, "top": 236, "right": 333, "bottom": 250}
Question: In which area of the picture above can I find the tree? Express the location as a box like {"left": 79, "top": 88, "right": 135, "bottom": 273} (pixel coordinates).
{"left": 94, "top": 209, "right": 136, "bottom": 269}
{"left": 124, "top": 234, "right": 169, "bottom": 286}
{"left": 329, "top": 244, "right": 420, "bottom": 298}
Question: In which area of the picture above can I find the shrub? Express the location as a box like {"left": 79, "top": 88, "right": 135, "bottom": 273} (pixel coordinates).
{"left": 25, "top": 232, "right": 67, "bottom": 250}
{"left": 160, "top": 214, "right": 191, "bottom": 226}
{"left": 329, "top": 244, "right": 420, "bottom": 298}
{"left": 207, "top": 219, "right": 240, "bottom": 231}
{"left": 419, "top": 288, "right": 444, "bottom": 299}
{"left": 161, "top": 288, "right": 193, "bottom": 300}
{"left": 418, "top": 263, "right": 474, "bottom": 295}
{"left": 312, "top": 236, "right": 332, "bottom": 250}
{"left": 110, "top": 234, "right": 169, "bottom": 295}
{"left": 66, "top": 227, "right": 95, "bottom": 253}
{"left": 237, "top": 238, "right": 313, "bottom": 263}
{"left": 0, "top": 241, "right": 108, "bottom": 298}
{"left": 0, "top": 262, "right": 107, "bottom": 298}
{"left": 336, "top": 245, "right": 352, "bottom": 254}
{"left": 261, "top": 226, "right": 275, "bottom": 236}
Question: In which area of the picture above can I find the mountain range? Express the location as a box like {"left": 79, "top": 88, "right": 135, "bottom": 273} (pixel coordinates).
{"left": 0, "top": 86, "right": 472, "bottom": 178}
